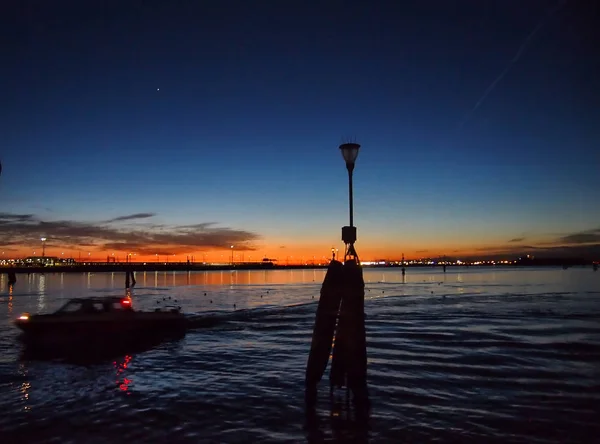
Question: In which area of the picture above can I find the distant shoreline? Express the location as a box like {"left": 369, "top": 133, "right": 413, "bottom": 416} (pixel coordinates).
{"left": 1, "top": 259, "right": 595, "bottom": 274}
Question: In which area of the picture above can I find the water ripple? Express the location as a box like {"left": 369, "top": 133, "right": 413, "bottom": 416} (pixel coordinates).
{"left": 0, "top": 267, "right": 599, "bottom": 443}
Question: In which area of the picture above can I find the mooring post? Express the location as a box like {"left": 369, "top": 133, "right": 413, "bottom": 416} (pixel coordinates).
{"left": 304, "top": 141, "right": 369, "bottom": 409}
{"left": 125, "top": 269, "right": 136, "bottom": 289}
{"left": 8, "top": 270, "right": 17, "bottom": 287}
{"left": 305, "top": 259, "right": 344, "bottom": 406}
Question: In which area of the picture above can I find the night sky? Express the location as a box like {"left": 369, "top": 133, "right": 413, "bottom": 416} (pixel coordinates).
{"left": 1, "top": 0, "right": 598, "bottom": 262}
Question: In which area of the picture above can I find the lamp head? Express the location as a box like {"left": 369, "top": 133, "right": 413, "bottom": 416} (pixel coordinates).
{"left": 339, "top": 143, "right": 360, "bottom": 167}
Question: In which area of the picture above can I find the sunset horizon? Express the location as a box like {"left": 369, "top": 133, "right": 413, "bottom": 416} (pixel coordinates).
{"left": 1, "top": 209, "right": 598, "bottom": 263}
{"left": 1, "top": 0, "right": 598, "bottom": 263}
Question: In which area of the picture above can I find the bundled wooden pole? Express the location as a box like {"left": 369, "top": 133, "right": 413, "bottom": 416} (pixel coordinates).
{"left": 305, "top": 255, "right": 369, "bottom": 408}
{"left": 329, "top": 258, "right": 368, "bottom": 406}
{"left": 305, "top": 259, "right": 344, "bottom": 406}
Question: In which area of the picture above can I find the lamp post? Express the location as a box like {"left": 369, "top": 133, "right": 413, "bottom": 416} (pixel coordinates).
{"left": 339, "top": 142, "right": 360, "bottom": 260}
{"left": 230, "top": 245, "right": 234, "bottom": 265}
{"left": 41, "top": 237, "right": 46, "bottom": 258}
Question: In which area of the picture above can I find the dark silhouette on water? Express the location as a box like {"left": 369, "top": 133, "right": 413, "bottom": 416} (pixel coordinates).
{"left": 7, "top": 271, "right": 17, "bottom": 287}
{"left": 329, "top": 257, "right": 368, "bottom": 407}
{"left": 19, "top": 331, "right": 184, "bottom": 364}
{"left": 305, "top": 259, "right": 345, "bottom": 398}
{"left": 125, "top": 269, "right": 136, "bottom": 288}
{"left": 306, "top": 142, "right": 369, "bottom": 411}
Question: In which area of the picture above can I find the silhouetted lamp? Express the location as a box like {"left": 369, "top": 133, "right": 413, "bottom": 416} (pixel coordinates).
{"left": 339, "top": 143, "right": 360, "bottom": 249}
{"left": 340, "top": 143, "right": 360, "bottom": 171}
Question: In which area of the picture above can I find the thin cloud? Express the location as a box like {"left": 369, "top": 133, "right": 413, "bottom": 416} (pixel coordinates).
{"left": 0, "top": 212, "right": 260, "bottom": 254}
{"left": 557, "top": 228, "right": 600, "bottom": 245}
{"left": 508, "top": 237, "right": 525, "bottom": 243}
{"left": 0, "top": 213, "right": 35, "bottom": 224}
{"left": 105, "top": 213, "right": 156, "bottom": 223}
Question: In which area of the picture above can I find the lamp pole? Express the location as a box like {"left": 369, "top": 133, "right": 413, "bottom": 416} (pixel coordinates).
{"left": 41, "top": 237, "right": 46, "bottom": 258}
{"left": 230, "top": 245, "right": 234, "bottom": 265}
{"left": 347, "top": 161, "right": 354, "bottom": 227}
{"left": 339, "top": 143, "right": 360, "bottom": 261}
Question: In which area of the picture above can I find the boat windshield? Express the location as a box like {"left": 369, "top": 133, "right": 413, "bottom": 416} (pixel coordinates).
{"left": 57, "top": 300, "right": 88, "bottom": 313}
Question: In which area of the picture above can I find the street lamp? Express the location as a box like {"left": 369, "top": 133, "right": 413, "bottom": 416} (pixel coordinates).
{"left": 339, "top": 142, "right": 360, "bottom": 260}
{"left": 230, "top": 245, "right": 234, "bottom": 265}
{"left": 41, "top": 237, "right": 46, "bottom": 258}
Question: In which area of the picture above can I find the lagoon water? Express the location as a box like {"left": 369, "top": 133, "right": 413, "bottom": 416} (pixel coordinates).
{"left": 0, "top": 267, "right": 599, "bottom": 443}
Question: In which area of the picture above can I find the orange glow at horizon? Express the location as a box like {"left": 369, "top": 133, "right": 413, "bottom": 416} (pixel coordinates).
{"left": 1, "top": 242, "right": 520, "bottom": 264}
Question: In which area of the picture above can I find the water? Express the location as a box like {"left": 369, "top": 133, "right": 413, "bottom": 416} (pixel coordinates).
{"left": 0, "top": 267, "right": 599, "bottom": 443}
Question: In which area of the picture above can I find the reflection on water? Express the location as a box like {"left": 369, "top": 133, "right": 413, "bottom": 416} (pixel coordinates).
{"left": 115, "top": 355, "right": 132, "bottom": 394}
{"left": 8, "top": 287, "right": 13, "bottom": 314}
{"left": 37, "top": 274, "right": 46, "bottom": 312}
{"left": 305, "top": 397, "right": 370, "bottom": 444}
{"left": 18, "top": 363, "right": 31, "bottom": 412}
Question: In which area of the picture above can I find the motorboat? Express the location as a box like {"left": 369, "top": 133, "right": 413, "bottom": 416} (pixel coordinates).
{"left": 14, "top": 296, "right": 187, "bottom": 353}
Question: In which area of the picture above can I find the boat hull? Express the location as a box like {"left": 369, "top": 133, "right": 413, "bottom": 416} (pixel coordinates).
{"left": 15, "top": 312, "right": 187, "bottom": 349}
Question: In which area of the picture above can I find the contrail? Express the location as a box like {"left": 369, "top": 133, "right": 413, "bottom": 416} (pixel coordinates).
{"left": 455, "top": 0, "right": 569, "bottom": 132}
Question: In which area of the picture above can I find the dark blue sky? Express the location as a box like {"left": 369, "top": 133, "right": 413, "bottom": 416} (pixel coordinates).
{"left": 1, "top": 0, "right": 598, "bottom": 260}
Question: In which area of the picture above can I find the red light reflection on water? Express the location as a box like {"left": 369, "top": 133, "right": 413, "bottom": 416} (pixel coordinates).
{"left": 120, "top": 378, "right": 131, "bottom": 391}
{"left": 114, "top": 355, "right": 132, "bottom": 393}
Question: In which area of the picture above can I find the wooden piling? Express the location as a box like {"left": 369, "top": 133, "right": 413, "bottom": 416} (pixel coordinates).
{"left": 305, "top": 260, "right": 344, "bottom": 405}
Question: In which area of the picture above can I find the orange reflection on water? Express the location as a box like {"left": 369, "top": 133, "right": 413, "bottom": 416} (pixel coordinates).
{"left": 145, "top": 269, "right": 327, "bottom": 287}
{"left": 21, "top": 381, "right": 31, "bottom": 410}
{"left": 114, "top": 355, "right": 133, "bottom": 393}
{"left": 18, "top": 363, "right": 31, "bottom": 412}
{"left": 8, "top": 286, "right": 13, "bottom": 314}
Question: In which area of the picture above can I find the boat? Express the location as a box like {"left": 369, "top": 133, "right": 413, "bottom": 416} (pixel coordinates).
{"left": 14, "top": 295, "right": 187, "bottom": 354}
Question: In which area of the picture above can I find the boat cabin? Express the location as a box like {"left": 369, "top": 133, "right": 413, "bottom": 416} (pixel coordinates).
{"left": 56, "top": 297, "right": 134, "bottom": 315}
